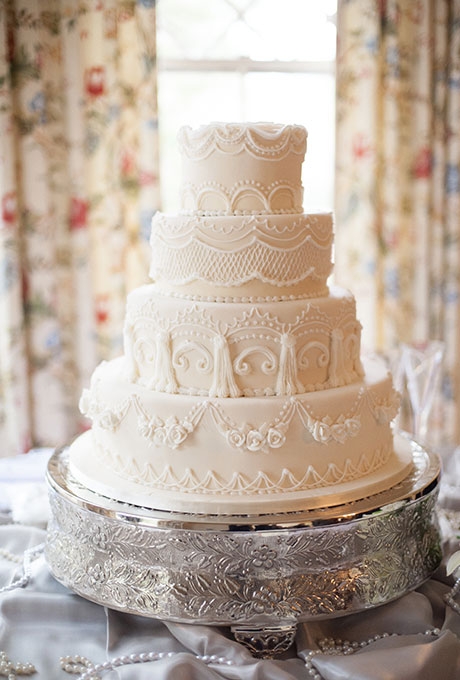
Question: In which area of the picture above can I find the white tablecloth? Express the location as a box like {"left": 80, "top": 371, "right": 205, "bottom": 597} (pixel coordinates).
{"left": 1, "top": 449, "right": 460, "bottom": 679}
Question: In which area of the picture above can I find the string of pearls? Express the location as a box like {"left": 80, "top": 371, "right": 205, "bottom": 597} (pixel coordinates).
{"left": 0, "top": 628, "right": 447, "bottom": 679}
{"left": 0, "top": 549, "right": 22, "bottom": 565}
{"left": 445, "top": 576, "right": 460, "bottom": 616}
{"left": 303, "top": 628, "right": 442, "bottom": 680}
{"left": 0, "top": 650, "right": 36, "bottom": 679}
{"left": 60, "top": 651, "right": 234, "bottom": 680}
{"left": 60, "top": 628, "right": 445, "bottom": 680}
{"left": 0, "top": 543, "right": 45, "bottom": 595}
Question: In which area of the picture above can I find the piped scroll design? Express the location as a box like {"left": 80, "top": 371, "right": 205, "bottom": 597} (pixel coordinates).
{"left": 151, "top": 213, "right": 332, "bottom": 250}
{"left": 124, "top": 302, "right": 364, "bottom": 398}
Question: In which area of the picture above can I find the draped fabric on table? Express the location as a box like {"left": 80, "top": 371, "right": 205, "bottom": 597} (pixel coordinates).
{"left": 335, "top": 0, "right": 460, "bottom": 445}
{"left": 0, "top": 0, "right": 159, "bottom": 456}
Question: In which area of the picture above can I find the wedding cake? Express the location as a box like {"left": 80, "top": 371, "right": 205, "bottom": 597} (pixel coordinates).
{"left": 69, "top": 122, "right": 413, "bottom": 515}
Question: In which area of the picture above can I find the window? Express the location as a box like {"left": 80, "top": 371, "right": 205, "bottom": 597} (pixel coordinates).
{"left": 156, "top": 0, "right": 337, "bottom": 213}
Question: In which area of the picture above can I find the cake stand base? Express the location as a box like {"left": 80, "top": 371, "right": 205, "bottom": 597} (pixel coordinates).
{"left": 45, "top": 437, "right": 442, "bottom": 658}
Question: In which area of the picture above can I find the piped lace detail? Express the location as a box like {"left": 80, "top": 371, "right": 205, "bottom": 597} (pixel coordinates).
{"left": 177, "top": 122, "right": 307, "bottom": 161}
{"left": 150, "top": 213, "right": 333, "bottom": 288}
{"left": 93, "top": 436, "right": 393, "bottom": 497}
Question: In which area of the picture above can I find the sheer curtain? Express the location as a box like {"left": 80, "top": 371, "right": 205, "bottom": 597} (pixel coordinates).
{"left": 335, "top": 0, "right": 460, "bottom": 444}
{"left": 0, "top": 0, "right": 159, "bottom": 456}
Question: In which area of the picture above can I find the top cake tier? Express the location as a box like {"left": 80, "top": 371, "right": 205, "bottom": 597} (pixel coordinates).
{"left": 177, "top": 122, "right": 307, "bottom": 215}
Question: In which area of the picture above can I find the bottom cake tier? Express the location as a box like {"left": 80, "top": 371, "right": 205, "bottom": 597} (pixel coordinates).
{"left": 71, "top": 355, "right": 413, "bottom": 514}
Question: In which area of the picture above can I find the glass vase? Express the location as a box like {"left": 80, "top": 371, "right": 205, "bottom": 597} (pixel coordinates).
{"left": 398, "top": 341, "right": 445, "bottom": 447}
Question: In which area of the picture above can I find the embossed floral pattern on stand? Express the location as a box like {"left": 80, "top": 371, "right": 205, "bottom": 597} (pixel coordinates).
{"left": 45, "top": 479, "right": 441, "bottom": 624}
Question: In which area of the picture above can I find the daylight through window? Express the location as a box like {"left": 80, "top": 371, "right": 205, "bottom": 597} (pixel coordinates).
{"left": 156, "top": 0, "right": 337, "bottom": 213}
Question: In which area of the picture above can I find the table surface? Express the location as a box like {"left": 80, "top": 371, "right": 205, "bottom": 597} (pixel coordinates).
{"left": 1, "top": 448, "right": 460, "bottom": 679}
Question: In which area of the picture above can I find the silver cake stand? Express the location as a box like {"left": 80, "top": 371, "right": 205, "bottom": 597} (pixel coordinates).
{"left": 45, "top": 435, "right": 442, "bottom": 658}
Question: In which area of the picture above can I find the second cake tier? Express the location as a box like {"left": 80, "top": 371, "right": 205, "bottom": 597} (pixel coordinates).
{"left": 123, "top": 284, "right": 364, "bottom": 397}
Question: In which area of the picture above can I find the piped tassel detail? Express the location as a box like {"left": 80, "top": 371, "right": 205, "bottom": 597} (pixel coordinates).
{"left": 209, "top": 334, "right": 241, "bottom": 397}
{"left": 149, "top": 330, "right": 178, "bottom": 392}
{"left": 275, "top": 333, "right": 303, "bottom": 395}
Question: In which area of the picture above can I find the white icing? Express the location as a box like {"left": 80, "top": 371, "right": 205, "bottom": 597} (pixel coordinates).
{"left": 149, "top": 212, "right": 333, "bottom": 296}
{"left": 69, "top": 430, "right": 413, "bottom": 513}
{"left": 180, "top": 179, "right": 303, "bottom": 214}
{"left": 177, "top": 123, "right": 307, "bottom": 161}
{"left": 78, "top": 434, "right": 392, "bottom": 496}
{"left": 81, "top": 370, "right": 387, "bottom": 454}
{"left": 74, "top": 355, "right": 404, "bottom": 511}
{"left": 178, "top": 123, "right": 306, "bottom": 214}
{"left": 69, "top": 121, "right": 411, "bottom": 515}
{"left": 123, "top": 286, "right": 363, "bottom": 398}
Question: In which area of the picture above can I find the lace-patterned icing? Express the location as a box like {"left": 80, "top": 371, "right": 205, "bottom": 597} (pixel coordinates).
{"left": 92, "top": 437, "right": 393, "bottom": 497}
{"left": 177, "top": 122, "right": 307, "bottom": 161}
{"left": 150, "top": 213, "right": 333, "bottom": 290}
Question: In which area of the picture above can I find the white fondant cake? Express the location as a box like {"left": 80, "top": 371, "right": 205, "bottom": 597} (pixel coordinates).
{"left": 69, "top": 122, "right": 412, "bottom": 514}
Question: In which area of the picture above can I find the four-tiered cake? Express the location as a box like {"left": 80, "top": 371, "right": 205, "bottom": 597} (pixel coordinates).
{"left": 68, "top": 122, "right": 412, "bottom": 515}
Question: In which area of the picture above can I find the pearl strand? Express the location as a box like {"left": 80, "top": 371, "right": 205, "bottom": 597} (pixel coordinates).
{"left": 0, "top": 543, "right": 45, "bottom": 595}
{"left": 0, "top": 650, "right": 36, "bottom": 679}
{"left": 0, "top": 549, "right": 22, "bottom": 565}
{"left": 303, "top": 628, "right": 442, "bottom": 680}
{"left": 60, "top": 650, "right": 234, "bottom": 679}
{"left": 445, "top": 576, "right": 460, "bottom": 615}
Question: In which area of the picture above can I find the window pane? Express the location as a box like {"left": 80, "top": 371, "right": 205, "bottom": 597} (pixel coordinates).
{"left": 157, "top": 0, "right": 237, "bottom": 60}
{"left": 244, "top": 0, "right": 337, "bottom": 61}
{"left": 157, "top": 0, "right": 337, "bottom": 61}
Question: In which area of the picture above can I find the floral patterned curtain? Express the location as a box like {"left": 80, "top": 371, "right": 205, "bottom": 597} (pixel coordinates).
{"left": 0, "top": 0, "right": 159, "bottom": 456}
{"left": 335, "top": 0, "right": 460, "bottom": 444}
